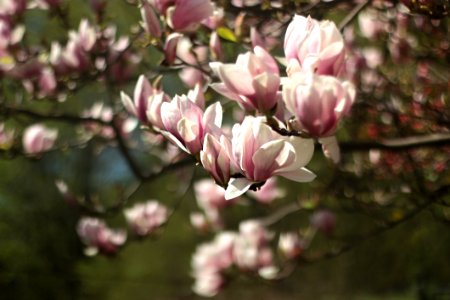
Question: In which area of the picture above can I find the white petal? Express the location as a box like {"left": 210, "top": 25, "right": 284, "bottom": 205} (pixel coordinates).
{"left": 225, "top": 178, "right": 252, "bottom": 200}
{"left": 319, "top": 136, "right": 340, "bottom": 164}
{"left": 203, "top": 102, "right": 223, "bottom": 128}
{"left": 277, "top": 167, "right": 316, "bottom": 182}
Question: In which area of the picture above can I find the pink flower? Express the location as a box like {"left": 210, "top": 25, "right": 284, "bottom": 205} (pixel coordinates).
{"left": 22, "top": 124, "right": 58, "bottom": 155}
{"left": 77, "top": 217, "right": 126, "bottom": 256}
{"left": 233, "top": 220, "right": 274, "bottom": 271}
{"left": 201, "top": 5, "right": 224, "bottom": 29}
{"left": 38, "top": 67, "right": 57, "bottom": 97}
{"left": 163, "top": 32, "right": 182, "bottom": 65}
{"left": 191, "top": 232, "right": 235, "bottom": 296}
{"left": 200, "top": 134, "right": 239, "bottom": 186}
{"left": 284, "top": 15, "right": 345, "bottom": 77}
{"left": 124, "top": 200, "right": 168, "bottom": 236}
{"left": 166, "top": 0, "right": 214, "bottom": 32}
{"left": 310, "top": 210, "right": 336, "bottom": 235}
{"left": 0, "top": 20, "right": 25, "bottom": 50}
{"left": 176, "top": 37, "right": 208, "bottom": 87}
{"left": 121, "top": 75, "right": 168, "bottom": 128}
{"left": 0, "top": 0, "right": 26, "bottom": 17}
{"left": 225, "top": 116, "right": 315, "bottom": 199}
{"left": 149, "top": 0, "right": 174, "bottom": 14}
{"left": 160, "top": 95, "right": 222, "bottom": 155}
{"left": 190, "top": 212, "right": 209, "bottom": 232}
{"left": 209, "top": 31, "right": 222, "bottom": 60}
{"left": 282, "top": 72, "right": 355, "bottom": 138}
{"left": 210, "top": 46, "right": 280, "bottom": 114}
{"left": 358, "top": 9, "right": 386, "bottom": 39}
{"left": 278, "top": 232, "right": 303, "bottom": 259}
{"left": 194, "top": 179, "right": 236, "bottom": 227}
{"left": 140, "top": 0, "right": 161, "bottom": 38}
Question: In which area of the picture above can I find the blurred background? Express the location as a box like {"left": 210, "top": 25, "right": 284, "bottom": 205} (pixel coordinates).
{"left": 1, "top": 0, "right": 449, "bottom": 299}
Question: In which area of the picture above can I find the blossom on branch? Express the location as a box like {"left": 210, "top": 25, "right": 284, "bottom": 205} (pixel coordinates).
{"left": 160, "top": 95, "right": 222, "bottom": 155}
{"left": 210, "top": 46, "right": 280, "bottom": 114}
{"left": 225, "top": 116, "right": 315, "bottom": 199}
{"left": 22, "top": 124, "right": 58, "bottom": 155}
{"left": 282, "top": 72, "right": 355, "bottom": 138}
{"left": 284, "top": 15, "right": 345, "bottom": 77}
{"left": 77, "top": 217, "right": 127, "bottom": 256}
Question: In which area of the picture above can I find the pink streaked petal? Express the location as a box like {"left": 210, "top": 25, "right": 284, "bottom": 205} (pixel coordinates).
{"left": 254, "top": 46, "right": 279, "bottom": 75}
{"left": 216, "top": 64, "right": 255, "bottom": 95}
{"left": 252, "top": 140, "right": 285, "bottom": 181}
{"left": 203, "top": 102, "right": 223, "bottom": 129}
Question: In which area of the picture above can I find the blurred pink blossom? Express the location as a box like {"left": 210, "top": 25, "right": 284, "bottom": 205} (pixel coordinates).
{"left": 248, "top": 177, "right": 285, "bottom": 204}
{"left": 77, "top": 217, "right": 126, "bottom": 256}
{"left": 310, "top": 210, "right": 336, "bottom": 235}
{"left": 278, "top": 232, "right": 303, "bottom": 259}
{"left": 166, "top": 0, "right": 214, "bottom": 32}
{"left": 22, "top": 124, "right": 58, "bottom": 155}
{"left": 124, "top": 200, "right": 169, "bottom": 236}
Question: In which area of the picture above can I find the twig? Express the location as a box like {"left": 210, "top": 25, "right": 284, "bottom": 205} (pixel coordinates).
{"left": 338, "top": 0, "right": 372, "bottom": 32}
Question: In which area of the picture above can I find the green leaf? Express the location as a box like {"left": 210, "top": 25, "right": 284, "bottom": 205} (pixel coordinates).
{"left": 217, "top": 27, "right": 238, "bottom": 43}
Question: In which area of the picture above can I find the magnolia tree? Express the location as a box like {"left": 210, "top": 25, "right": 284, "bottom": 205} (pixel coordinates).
{"left": 0, "top": 0, "right": 449, "bottom": 297}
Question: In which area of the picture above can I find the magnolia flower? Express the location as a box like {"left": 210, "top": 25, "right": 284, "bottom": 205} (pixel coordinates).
{"left": 22, "top": 124, "right": 58, "bottom": 155}
{"left": 282, "top": 72, "right": 355, "bottom": 138}
{"left": 278, "top": 232, "right": 303, "bottom": 259}
{"left": 0, "top": 0, "right": 26, "bottom": 17}
{"left": 201, "top": 5, "right": 224, "bottom": 29}
{"left": 190, "top": 212, "right": 209, "bottom": 232}
{"left": 121, "top": 75, "right": 167, "bottom": 128}
{"left": 233, "top": 220, "right": 274, "bottom": 271}
{"left": 194, "top": 179, "right": 236, "bottom": 228}
{"left": 163, "top": 32, "right": 182, "bottom": 65}
{"left": 77, "top": 217, "right": 126, "bottom": 256}
{"left": 225, "top": 116, "right": 315, "bottom": 199}
{"left": 310, "top": 209, "right": 336, "bottom": 235}
{"left": 166, "top": 0, "right": 214, "bottom": 32}
{"left": 0, "top": 19, "right": 25, "bottom": 50}
{"left": 191, "top": 232, "right": 235, "bottom": 296}
{"left": 160, "top": 96, "right": 222, "bottom": 155}
{"left": 358, "top": 9, "right": 386, "bottom": 39}
{"left": 176, "top": 37, "right": 208, "bottom": 87}
{"left": 200, "top": 133, "right": 239, "bottom": 186}
{"left": 124, "top": 200, "right": 168, "bottom": 236}
{"left": 209, "top": 31, "right": 222, "bottom": 60}
{"left": 284, "top": 15, "right": 345, "bottom": 77}
{"left": 210, "top": 46, "right": 280, "bottom": 114}
{"left": 140, "top": 0, "right": 161, "bottom": 38}
{"left": 38, "top": 67, "right": 57, "bottom": 97}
